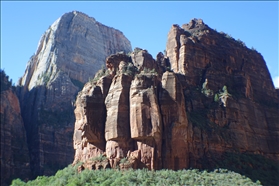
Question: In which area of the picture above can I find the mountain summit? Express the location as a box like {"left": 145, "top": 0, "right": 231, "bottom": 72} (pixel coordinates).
{"left": 19, "top": 11, "right": 131, "bottom": 90}
{"left": 16, "top": 11, "right": 132, "bottom": 179}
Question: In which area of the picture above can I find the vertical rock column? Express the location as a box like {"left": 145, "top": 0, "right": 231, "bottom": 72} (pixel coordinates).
{"left": 165, "top": 24, "right": 185, "bottom": 72}
{"left": 129, "top": 74, "right": 162, "bottom": 170}
{"left": 159, "top": 71, "right": 189, "bottom": 170}
{"left": 105, "top": 73, "right": 133, "bottom": 168}
{"left": 73, "top": 83, "right": 107, "bottom": 164}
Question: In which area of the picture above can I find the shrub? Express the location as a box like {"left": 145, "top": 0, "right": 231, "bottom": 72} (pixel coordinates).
{"left": 11, "top": 166, "right": 262, "bottom": 186}
{"left": 201, "top": 79, "right": 213, "bottom": 97}
{"left": 11, "top": 178, "right": 26, "bottom": 186}
{"left": 218, "top": 85, "right": 232, "bottom": 107}
{"left": 141, "top": 67, "right": 158, "bottom": 76}
{"left": 133, "top": 47, "right": 143, "bottom": 54}
{"left": 91, "top": 155, "right": 107, "bottom": 162}
{"left": 41, "top": 72, "right": 51, "bottom": 84}
{"left": 89, "top": 68, "right": 109, "bottom": 85}
{"left": 214, "top": 94, "right": 219, "bottom": 102}
{"left": 124, "top": 63, "right": 138, "bottom": 76}
{"left": 251, "top": 47, "right": 258, "bottom": 52}
{"left": 120, "top": 157, "right": 128, "bottom": 164}
{"left": 237, "top": 39, "right": 246, "bottom": 47}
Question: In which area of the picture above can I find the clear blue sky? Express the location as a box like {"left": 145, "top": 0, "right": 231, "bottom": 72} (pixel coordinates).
{"left": 1, "top": 1, "right": 278, "bottom": 87}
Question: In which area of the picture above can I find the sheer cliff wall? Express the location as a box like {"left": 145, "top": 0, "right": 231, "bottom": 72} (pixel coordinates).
{"left": 16, "top": 11, "right": 132, "bottom": 178}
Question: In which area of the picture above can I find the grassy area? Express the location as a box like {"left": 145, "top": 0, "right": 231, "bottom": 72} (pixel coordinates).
{"left": 11, "top": 164, "right": 261, "bottom": 186}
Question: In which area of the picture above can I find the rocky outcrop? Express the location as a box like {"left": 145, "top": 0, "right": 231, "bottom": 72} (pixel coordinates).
{"left": 1, "top": 71, "right": 30, "bottom": 185}
{"left": 73, "top": 19, "right": 279, "bottom": 185}
{"left": 129, "top": 72, "right": 162, "bottom": 170}
{"left": 73, "top": 50, "right": 162, "bottom": 170}
{"left": 16, "top": 11, "right": 132, "bottom": 178}
{"left": 166, "top": 18, "right": 279, "bottom": 164}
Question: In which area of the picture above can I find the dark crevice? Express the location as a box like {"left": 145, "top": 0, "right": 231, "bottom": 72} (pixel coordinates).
{"left": 240, "top": 59, "right": 245, "bottom": 71}
{"left": 200, "top": 63, "right": 212, "bottom": 87}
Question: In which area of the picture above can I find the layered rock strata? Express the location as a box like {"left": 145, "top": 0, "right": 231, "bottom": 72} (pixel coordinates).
{"left": 166, "top": 19, "right": 279, "bottom": 164}
{"left": 74, "top": 51, "right": 166, "bottom": 169}
{"left": 17, "top": 11, "right": 132, "bottom": 177}
{"left": 1, "top": 71, "right": 30, "bottom": 185}
{"left": 73, "top": 19, "right": 279, "bottom": 180}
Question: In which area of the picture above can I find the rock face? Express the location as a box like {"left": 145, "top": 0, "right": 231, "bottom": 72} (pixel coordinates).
{"left": 73, "top": 50, "right": 164, "bottom": 170}
{"left": 159, "top": 71, "right": 189, "bottom": 170}
{"left": 73, "top": 19, "right": 279, "bottom": 185}
{"left": 166, "top": 19, "right": 279, "bottom": 163}
{"left": 0, "top": 71, "right": 30, "bottom": 185}
{"left": 16, "top": 11, "right": 132, "bottom": 178}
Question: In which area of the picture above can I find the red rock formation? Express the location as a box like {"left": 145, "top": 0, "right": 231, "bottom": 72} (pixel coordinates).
{"left": 130, "top": 48, "right": 160, "bottom": 72}
{"left": 166, "top": 19, "right": 279, "bottom": 165}
{"left": 73, "top": 82, "right": 107, "bottom": 164}
{"left": 73, "top": 20, "right": 279, "bottom": 182}
{"left": 130, "top": 73, "right": 162, "bottom": 170}
{"left": 0, "top": 71, "right": 30, "bottom": 185}
{"left": 159, "top": 71, "right": 189, "bottom": 170}
{"left": 104, "top": 73, "right": 134, "bottom": 167}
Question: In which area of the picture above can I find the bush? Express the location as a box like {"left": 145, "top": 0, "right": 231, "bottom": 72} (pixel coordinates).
{"left": 214, "top": 94, "right": 219, "bottom": 102}
{"left": 201, "top": 79, "right": 213, "bottom": 97}
{"left": 89, "top": 68, "right": 109, "bottom": 85}
{"left": 91, "top": 155, "right": 107, "bottom": 162}
{"left": 120, "top": 157, "right": 128, "bottom": 164}
{"left": 124, "top": 63, "right": 138, "bottom": 76}
{"left": 38, "top": 72, "right": 51, "bottom": 84}
{"left": 11, "top": 165, "right": 261, "bottom": 186}
{"left": 11, "top": 178, "right": 26, "bottom": 186}
{"left": 141, "top": 67, "right": 158, "bottom": 76}
{"left": 237, "top": 39, "right": 246, "bottom": 47}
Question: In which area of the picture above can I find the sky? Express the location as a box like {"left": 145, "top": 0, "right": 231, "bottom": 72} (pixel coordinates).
{"left": 1, "top": 1, "right": 278, "bottom": 87}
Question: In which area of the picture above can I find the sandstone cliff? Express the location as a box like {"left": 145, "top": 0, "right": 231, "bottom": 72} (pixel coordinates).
{"left": 166, "top": 19, "right": 279, "bottom": 162}
{"left": 16, "top": 11, "right": 132, "bottom": 178}
{"left": 1, "top": 70, "right": 30, "bottom": 185}
{"left": 73, "top": 19, "right": 279, "bottom": 185}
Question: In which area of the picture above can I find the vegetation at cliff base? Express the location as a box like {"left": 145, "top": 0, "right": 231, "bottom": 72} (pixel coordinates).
{"left": 210, "top": 152, "right": 279, "bottom": 186}
{"left": 11, "top": 164, "right": 261, "bottom": 186}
